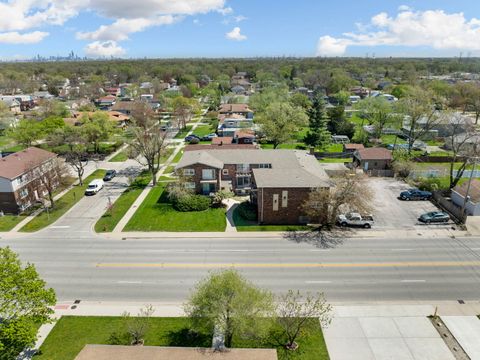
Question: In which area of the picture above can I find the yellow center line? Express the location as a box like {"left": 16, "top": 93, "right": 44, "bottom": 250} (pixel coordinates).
{"left": 95, "top": 261, "right": 480, "bottom": 269}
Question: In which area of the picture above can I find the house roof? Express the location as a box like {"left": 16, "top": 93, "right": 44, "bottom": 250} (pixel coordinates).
{"left": 354, "top": 147, "right": 392, "bottom": 161}
{"left": 212, "top": 137, "right": 234, "bottom": 145}
{"left": 453, "top": 179, "right": 480, "bottom": 204}
{"left": 75, "top": 345, "right": 277, "bottom": 360}
{"left": 218, "top": 104, "right": 252, "bottom": 113}
{"left": 185, "top": 144, "right": 257, "bottom": 151}
{"left": 344, "top": 143, "right": 365, "bottom": 150}
{"left": 111, "top": 101, "right": 138, "bottom": 112}
{"left": 234, "top": 131, "right": 255, "bottom": 138}
{"left": 0, "top": 147, "right": 57, "bottom": 180}
{"left": 177, "top": 149, "right": 330, "bottom": 188}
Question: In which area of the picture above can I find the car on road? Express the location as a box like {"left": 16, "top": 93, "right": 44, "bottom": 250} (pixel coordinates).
{"left": 201, "top": 133, "right": 218, "bottom": 141}
{"left": 418, "top": 211, "right": 450, "bottom": 224}
{"left": 103, "top": 170, "right": 117, "bottom": 181}
{"left": 399, "top": 189, "right": 432, "bottom": 201}
{"left": 184, "top": 134, "right": 200, "bottom": 142}
{"left": 85, "top": 179, "right": 104, "bottom": 196}
{"left": 337, "top": 212, "right": 374, "bottom": 228}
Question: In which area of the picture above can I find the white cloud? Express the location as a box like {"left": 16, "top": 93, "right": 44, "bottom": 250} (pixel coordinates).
{"left": 316, "top": 9, "right": 480, "bottom": 56}
{"left": 234, "top": 15, "right": 247, "bottom": 23}
{"left": 0, "top": 31, "right": 49, "bottom": 44}
{"left": 77, "top": 15, "right": 180, "bottom": 41}
{"left": 84, "top": 40, "right": 125, "bottom": 57}
{"left": 217, "top": 7, "right": 233, "bottom": 16}
{"left": 226, "top": 27, "right": 246, "bottom": 41}
{"left": 398, "top": 5, "right": 411, "bottom": 12}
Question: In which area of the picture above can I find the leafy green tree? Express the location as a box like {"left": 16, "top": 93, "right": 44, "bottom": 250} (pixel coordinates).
{"left": 81, "top": 112, "right": 114, "bottom": 153}
{"left": 0, "top": 247, "right": 56, "bottom": 359}
{"left": 249, "top": 86, "right": 289, "bottom": 113}
{"left": 8, "top": 119, "right": 44, "bottom": 148}
{"left": 304, "top": 95, "right": 330, "bottom": 150}
{"left": 184, "top": 269, "right": 274, "bottom": 348}
{"left": 289, "top": 92, "right": 311, "bottom": 110}
{"left": 327, "top": 106, "right": 355, "bottom": 139}
{"left": 256, "top": 102, "right": 308, "bottom": 149}
{"left": 40, "top": 116, "right": 65, "bottom": 135}
{"left": 171, "top": 96, "right": 198, "bottom": 129}
{"left": 355, "top": 97, "right": 394, "bottom": 139}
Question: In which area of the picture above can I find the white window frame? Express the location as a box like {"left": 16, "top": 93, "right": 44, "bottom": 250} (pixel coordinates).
{"left": 222, "top": 169, "right": 229, "bottom": 176}
{"left": 183, "top": 168, "right": 195, "bottom": 176}
{"left": 185, "top": 182, "right": 196, "bottom": 189}
{"left": 202, "top": 169, "right": 215, "bottom": 180}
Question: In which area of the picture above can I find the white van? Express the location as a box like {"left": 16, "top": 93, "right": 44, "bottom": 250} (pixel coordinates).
{"left": 85, "top": 179, "right": 104, "bottom": 196}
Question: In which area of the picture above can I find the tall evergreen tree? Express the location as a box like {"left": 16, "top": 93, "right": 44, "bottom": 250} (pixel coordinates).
{"left": 304, "top": 94, "right": 331, "bottom": 150}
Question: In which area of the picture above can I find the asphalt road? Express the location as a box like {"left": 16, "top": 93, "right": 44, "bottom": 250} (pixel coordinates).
{"left": 3, "top": 228, "right": 480, "bottom": 303}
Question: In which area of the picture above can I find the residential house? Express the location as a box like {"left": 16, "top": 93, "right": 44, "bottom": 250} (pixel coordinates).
{"left": 0, "top": 95, "right": 35, "bottom": 111}
{"left": 110, "top": 100, "right": 138, "bottom": 115}
{"left": 343, "top": 143, "right": 365, "bottom": 153}
{"left": 33, "top": 91, "right": 55, "bottom": 100}
{"left": 212, "top": 137, "right": 234, "bottom": 145}
{"left": 402, "top": 112, "right": 474, "bottom": 139}
{"left": 217, "top": 114, "right": 254, "bottom": 137}
{"left": 0, "top": 98, "right": 21, "bottom": 114}
{"left": 353, "top": 147, "right": 392, "bottom": 172}
{"left": 95, "top": 95, "right": 116, "bottom": 109}
{"left": 105, "top": 87, "right": 121, "bottom": 96}
{"left": 234, "top": 130, "right": 256, "bottom": 144}
{"left": 218, "top": 104, "right": 254, "bottom": 119}
{"left": 0, "top": 147, "right": 58, "bottom": 214}
{"left": 176, "top": 149, "right": 331, "bottom": 225}
{"left": 231, "top": 72, "right": 252, "bottom": 93}
{"left": 63, "top": 111, "right": 130, "bottom": 128}
{"left": 185, "top": 143, "right": 258, "bottom": 151}
{"left": 451, "top": 180, "right": 480, "bottom": 216}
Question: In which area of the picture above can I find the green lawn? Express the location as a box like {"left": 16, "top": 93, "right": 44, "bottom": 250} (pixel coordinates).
{"left": 34, "top": 316, "right": 212, "bottom": 360}
{"left": 95, "top": 171, "right": 152, "bottom": 233}
{"left": 109, "top": 151, "right": 128, "bottom": 162}
{"left": 174, "top": 125, "right": 192, "bottom": 139}
{"left": 325, "top": 143, "right": 343, "bottom": 152}
{"left": 232, "top": 206, "right": 311, "bottom": 232}
{"left": 124, "top": 184, "right": 226, "bottom": 232}
{"left": 232, "top": 318, "right": 329, "bottom": 360}
{"left": 260, "top": 143, "right": 307, "bottom": 150}
{"left": 192, "top": 125, "right": 214, "bottom": 137}
{"left": 34, "top": 316, "right": 328, "bottom": 360}
{"left": 164, "top": 165, "right": 175, "bottom": 174}
{"left": 0, "top": 214, "right": 27, "bottom": 231}
{"left": 380, "top": 134, "right": 407, "bottom": 145}
{"left": 171, "top": 149, "right": 184, "bottom": 164}
{"left": 20, "top": 170, "right": 106, "bottom": 232}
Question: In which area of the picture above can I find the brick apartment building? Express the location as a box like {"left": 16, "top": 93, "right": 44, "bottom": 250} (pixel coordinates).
{"left": 176, "top": 149, "right": 331, "bottom": 225}
{"left": 0, "top": 147, "right": 59, "bottom": 214}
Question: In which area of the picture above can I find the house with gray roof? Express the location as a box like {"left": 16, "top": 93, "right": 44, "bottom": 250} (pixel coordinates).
{"left": 176, "top": 149, "right": 331, "bottom": 225}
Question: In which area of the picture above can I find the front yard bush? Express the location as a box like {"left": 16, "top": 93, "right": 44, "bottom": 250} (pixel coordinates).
{"left": 237, "top": 201, "right": 258, "bottom": 221}
{"left": 173, "top": 194, "right": 211, "bottom": 212}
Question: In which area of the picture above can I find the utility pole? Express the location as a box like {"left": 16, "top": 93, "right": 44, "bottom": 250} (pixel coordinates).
{"left": 461, "top": 156, "right": 479, "bottom": 222}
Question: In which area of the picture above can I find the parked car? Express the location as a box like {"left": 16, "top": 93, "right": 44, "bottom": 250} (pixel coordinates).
{"left": 201, "top": 133, "right": 218, "bottom": 141}
{"left": 412, "top": 141, "right": 427, "bottom": 151}
{"left": 399, "top": 189, "right": 432, "bottom": 201}
{"left": 103, "top": 170, "right": 117, "bottom": 181}
{"left": 387, "top": 143, "right": 409, "bottom": 150}
{"left": 184, "top": 134, "right": 200, "bottom": 142}
{"left": 85, "top": 179, "right": 104, "bottom": 196}
{"left": 337, "top": 212, "right": 374, "bottom": 228}
{"left": 418, "top": 211, "right": 450, "bottom": 224}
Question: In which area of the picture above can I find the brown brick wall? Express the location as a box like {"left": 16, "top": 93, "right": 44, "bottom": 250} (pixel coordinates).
{"left": 257, "top": 187, "right": 312, "bottom": 225}
{"left": 179, "top": 164, "right": 220, "bottom": 194}
{"left": 0, "top": 192, "right": 20, "bottom": 213}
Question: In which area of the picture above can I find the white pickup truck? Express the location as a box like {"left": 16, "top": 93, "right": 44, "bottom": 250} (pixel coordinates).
{"left": 337, "top": 212, "right": 374, "bottom": 228}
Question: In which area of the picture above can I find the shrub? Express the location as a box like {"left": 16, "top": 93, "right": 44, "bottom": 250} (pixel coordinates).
{"left": 393, "top": 160, "right": 414, "bottom": 179}
{"left": 211, "top": 190, "right": 234, "bottom": 207}
{"left": 189, "top": 138, "right": 200, "bottom": 144}
{"left": 237, "top": 201, "right": 257, "bottom": 221}
{"left": 174, "top": 194, "right": 211, "bottom": 212}
{"left": 414, "top": 177, "right": 442, "bottom": 192}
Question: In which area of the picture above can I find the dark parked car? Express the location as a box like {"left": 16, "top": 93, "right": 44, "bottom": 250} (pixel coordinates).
{"left": 184, "top": 134, "right": 200, "bottom": 142}
{"left": 103, "top": 170, "right": 117, "bottom": 181}
{"left": 418, "top": 211, "right": 450, "bottom": 224}
{"left": 201, "top": 133, "right": 218, "bottom": 141}
{"left": 399, "top": 189, "right": 432, "bottom": 201}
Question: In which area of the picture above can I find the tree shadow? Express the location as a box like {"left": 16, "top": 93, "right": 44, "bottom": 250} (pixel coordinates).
{"left": 166, "top": 328, "right": 212, "bottom": 347}
{"left": 283, "top": 228, "right": 347, "bottom": 249}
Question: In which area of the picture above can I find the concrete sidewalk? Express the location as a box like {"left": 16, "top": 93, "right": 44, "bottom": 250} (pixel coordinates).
{"left": 442, "top": 316, "right": 480, "bottom": 359}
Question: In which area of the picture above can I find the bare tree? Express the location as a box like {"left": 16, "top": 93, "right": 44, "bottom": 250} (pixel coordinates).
{"left": 444, "top": 113, "right": 480, "bottom": 189}
{"left": 302, "top": 175, "right": 373, "bottom": 228}
{"left": 122, "top": 305, "right": 155, "bottom": 346}
{"left": 129, "top": 103, "right": 168, "bottom": 185}
{"left": 25, "top": 158, "right": 69, "bottom": 208}
{"left": 397, "top": 88, "right": 442, "bottom": 154}
{"left": 276, "top": 290, "right": 332, "bottom": 351}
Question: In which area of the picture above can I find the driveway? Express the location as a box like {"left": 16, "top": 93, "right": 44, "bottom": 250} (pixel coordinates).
{"left": 324, "top": 305, "right": 455, "bottom": 360}
{"left": 50, "top": 162, "right": 142, "bottom": 233}
{"left": 368, "top": 178, "right": 449, "bottom": 230}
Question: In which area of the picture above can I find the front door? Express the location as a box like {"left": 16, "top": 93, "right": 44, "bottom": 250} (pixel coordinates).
{"left": 364, "top": 161, "right": 369, "bottom": 171}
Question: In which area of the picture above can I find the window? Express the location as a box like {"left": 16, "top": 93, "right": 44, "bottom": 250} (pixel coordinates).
{"left": 236, "top": 164, "right": 250, "bottom": 172}
{"left": 258, "top": 163, "right": 271, "bottom": 169}
{"left": 237, "top": 177, "right": 251, "bottom": 187}
{"left": 183, "top": 168, "right": 195, "bottom": 176}
{"left": 282, "top": 191, "right": 288, "bottom": 208}
{"left": 185, "top": 182, "right": 196, "bottom": 189}
{"left": 222, "top": 169, "right": 229, "bottom": 176}
{"left": 202, "top": 169, "right": 215, "bottom": 180}
{"left": 19, "top": 188, "right": 28, "bottom": 199}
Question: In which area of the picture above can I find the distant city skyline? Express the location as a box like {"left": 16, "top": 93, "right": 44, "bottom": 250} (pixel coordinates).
{"left": 0, "top": 0, "right": 479, "bottom": 60}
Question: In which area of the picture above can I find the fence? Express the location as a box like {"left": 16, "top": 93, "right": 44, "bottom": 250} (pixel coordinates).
{"left": 410, "top": 169, "right": 480, "bottom": 179}
{"left": 431, "top": 191, "right": 465, "bottom": 222}
{"left": 367, "top": 169, "right": 394, "bottom": 177}
{"left": 413, "top": 156, "right": 467, "bottom": 163}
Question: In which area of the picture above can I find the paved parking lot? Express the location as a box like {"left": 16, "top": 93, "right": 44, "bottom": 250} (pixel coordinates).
{"left": 368, "top": 178, "right": 449, "bottom": 230}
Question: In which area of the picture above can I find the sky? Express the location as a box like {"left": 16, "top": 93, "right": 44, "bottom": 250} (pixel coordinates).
{"left": 0, "top": 0, "right": 479, "bottom": 59}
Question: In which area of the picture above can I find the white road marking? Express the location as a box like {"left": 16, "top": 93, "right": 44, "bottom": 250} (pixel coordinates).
{"left": 471, "top": 248, "right": 480, "bottom": 251}
{"left": 401, "top": 279, "right": 426, "bottom": 283}
{"left": 391, "top": 249, "right": 413, "bottom": 251}
{"left": 50, "top": 226, "right": 70, "bottom": 229}
{"left": 117, "top": 281, "right": 142, "bottom": 284}
{"left": 305, "top": 280, "right": 332, "bottom": 284}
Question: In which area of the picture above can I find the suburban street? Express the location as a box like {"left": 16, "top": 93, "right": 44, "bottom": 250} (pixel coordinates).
{"left": 3, "top": 226, "right": 480, "bottom": 303}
